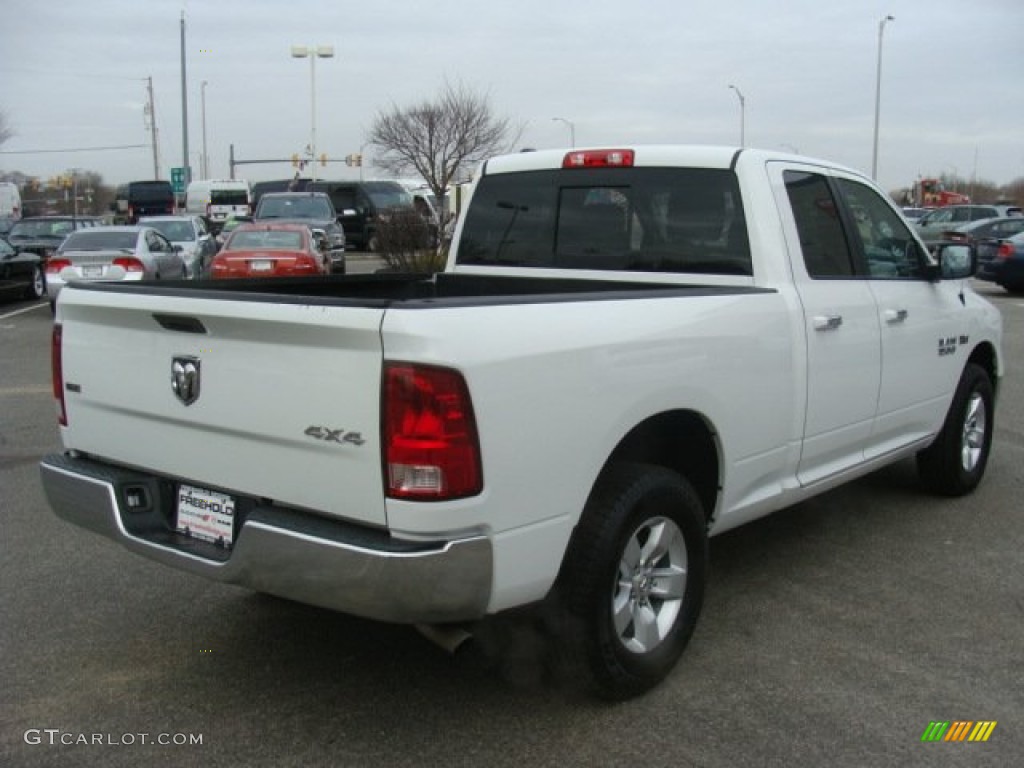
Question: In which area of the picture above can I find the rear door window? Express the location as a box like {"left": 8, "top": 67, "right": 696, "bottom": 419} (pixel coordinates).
{"left": 782, "top": 171, "right": 855, "bottom": 278}
{"left": 457, "top": 168, "right": 751, "bottom": 275}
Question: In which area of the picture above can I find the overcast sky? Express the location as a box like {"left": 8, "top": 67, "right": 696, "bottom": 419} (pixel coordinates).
{"left": 2, "top": 0, "right": 1022, "bottom": 193}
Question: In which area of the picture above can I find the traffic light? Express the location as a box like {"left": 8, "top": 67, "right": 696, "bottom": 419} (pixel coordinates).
{"left": 291, "top": 153, "right": 300, "bottom": 168}
{"left": 345, "top": 153, "right": 362, "bottom": 167}
{"left": 320, "top": 153, "right": 327, "bottom": 167}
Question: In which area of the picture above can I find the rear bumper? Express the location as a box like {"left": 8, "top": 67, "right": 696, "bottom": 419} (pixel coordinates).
{"left": 39, "top": 454, "right": 492, "bottom": 624}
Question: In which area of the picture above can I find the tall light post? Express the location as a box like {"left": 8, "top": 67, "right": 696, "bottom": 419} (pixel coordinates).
{"left": 552, "top": 117, "right": 575, "bottom": 148}
{"left": 728, "top": 84, "right": 745, "bottom": 147}
{"left": 291, "top": 44, "right": 334, "bottom": 182}
{"left": 871, "top": 15, "right": 894, "bottom": 181}
{"left": 200, "top": 80, "right": 209, "bottom": 180}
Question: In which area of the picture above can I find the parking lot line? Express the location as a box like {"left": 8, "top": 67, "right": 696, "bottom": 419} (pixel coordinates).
{"left": 0, "top": 302, "right": 49, "bottom": 321}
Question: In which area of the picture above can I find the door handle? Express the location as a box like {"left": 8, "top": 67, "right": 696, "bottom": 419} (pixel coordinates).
{"left": 812, "top": 315, "right": 843, "bottom": 331}
{"left": 883, "top": 309, "right": 909, "bottom": 324}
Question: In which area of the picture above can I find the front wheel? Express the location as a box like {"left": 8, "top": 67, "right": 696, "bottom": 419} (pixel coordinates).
{"left": 547, "top": 463, "right": 708, "bottom": 699}
{"left": 917, "top": 363, "right": 994, "bottom": 496}
{"left": 24, "top": 265, "right": 46, "bottom": 300}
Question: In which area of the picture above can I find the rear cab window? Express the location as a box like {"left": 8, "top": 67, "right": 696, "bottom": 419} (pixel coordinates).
{"left": 456, "top": 168, "right": 752, "bottom": 276}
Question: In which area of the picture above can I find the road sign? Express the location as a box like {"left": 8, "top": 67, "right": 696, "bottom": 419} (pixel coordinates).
{"left": 171, "top": 167, "right": 192, "bottom": 196}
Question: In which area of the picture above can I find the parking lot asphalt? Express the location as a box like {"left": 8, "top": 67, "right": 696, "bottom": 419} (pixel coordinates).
{"left": 1, "top": 283, "right": 1021, "bottom": 768}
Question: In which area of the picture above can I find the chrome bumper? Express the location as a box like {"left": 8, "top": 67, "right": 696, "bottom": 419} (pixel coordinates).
{"left": 39, "top": 454, "right": 492, "bottom": 624}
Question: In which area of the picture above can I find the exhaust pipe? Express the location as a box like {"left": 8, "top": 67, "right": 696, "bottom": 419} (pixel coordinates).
{"left": 415, "top": 623, "right": 474, "bottom": 655}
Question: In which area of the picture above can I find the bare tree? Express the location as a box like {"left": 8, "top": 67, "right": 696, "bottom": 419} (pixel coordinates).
{"left": 366, "top": 82, "right": 520, "bottom": 227}
{"left": 0, "top": 110, "right": 13, "bottom": 148}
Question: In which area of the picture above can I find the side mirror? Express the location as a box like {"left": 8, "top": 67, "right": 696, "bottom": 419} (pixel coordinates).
{"left": 928, "top": 242, "right": 975, "bottom": 280}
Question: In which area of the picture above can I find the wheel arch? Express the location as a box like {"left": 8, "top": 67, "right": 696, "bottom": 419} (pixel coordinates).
{"left": 600, "top": 409, "right": 721, "bottom": 525}
{"left": 967, "top": 341, "right": 1000, "bottom": 400}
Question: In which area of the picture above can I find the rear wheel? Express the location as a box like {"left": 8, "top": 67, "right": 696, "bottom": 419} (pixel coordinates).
{"left": 917, "top": 363, "right": 994, "bottom": 496}
{"left": 547, "top": 463, "right": 707, "bottom": 699}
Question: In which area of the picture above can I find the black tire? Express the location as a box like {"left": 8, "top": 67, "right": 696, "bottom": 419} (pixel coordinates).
{"left": 546, "top": 462, "right": 707, "bottom": 699}
{"left": 24, "top": 265, "right": 46, "bottom": 300}
{"left": 917, "top": 363, "right": 994, "bottom": 496}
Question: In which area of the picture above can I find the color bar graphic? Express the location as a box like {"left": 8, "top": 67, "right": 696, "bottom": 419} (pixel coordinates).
{"left": 921, "top": 721, "right": 996, "bottom": 743}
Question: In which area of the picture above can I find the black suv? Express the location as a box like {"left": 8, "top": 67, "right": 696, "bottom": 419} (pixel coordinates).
{"left": 252, "top": 192, "right": 346, "bottom": 272}
{"left": 112, "top": 181, "right": 176, "bottom": 224}
{"left": 310, "top": 180, "right": 422, "bottom": 251}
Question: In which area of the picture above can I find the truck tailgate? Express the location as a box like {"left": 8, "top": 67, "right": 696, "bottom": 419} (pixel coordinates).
{"left": 56, "top": 286, "right": 387, "bottom": 527}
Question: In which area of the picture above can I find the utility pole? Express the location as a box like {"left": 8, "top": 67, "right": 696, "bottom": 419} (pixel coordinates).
{"left": 180, "top": 11, "right": 190, "bottom": 187}
{"left": 201, "top": 80, "right": 209, "bottom": 180}
{"left": 145, "top": 77, "right": 159, "bottom": 178}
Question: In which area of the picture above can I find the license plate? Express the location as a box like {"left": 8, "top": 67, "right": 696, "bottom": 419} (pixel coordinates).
{"left": 175, "top": 484, "right": 235, "bottom": 548}
{"left": 82, "top": 265, "right": 103, "bottom": 278}
{"left": 250, "top": 260, "right": 272, "bottom": 272}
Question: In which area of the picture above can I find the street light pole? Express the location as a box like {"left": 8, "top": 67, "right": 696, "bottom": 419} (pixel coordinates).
{"left": 552, "top": 117, "right": 575, "bottom": 148}
{"left": 872, "top": 15, "right": 895, "bottom": 181}
{"left": 291, "top": 44, "right": 334, "bottom": 183}
{"left": 200, "top": 80, "right": 209, "bottom": 180}
{"left": 728, "top": 85, "right": 745, "bottom": 147}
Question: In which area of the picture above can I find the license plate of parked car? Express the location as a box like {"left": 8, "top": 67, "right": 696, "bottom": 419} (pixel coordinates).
{"left": 250, "top": 260, "right": 272, "bottom": 271}
{"left": 175, "top": 484, "right": 235, "bottom": 548}
{"left": 82, "top": 265, "right": 103, "bottom": 278}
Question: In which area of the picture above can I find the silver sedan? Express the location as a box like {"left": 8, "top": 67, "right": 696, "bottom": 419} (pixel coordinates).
{"left": 138, "top": 215, "right": 218, "bottom": 278}
{"left": 45, "top": 225, "right": 187, "bottom": 305}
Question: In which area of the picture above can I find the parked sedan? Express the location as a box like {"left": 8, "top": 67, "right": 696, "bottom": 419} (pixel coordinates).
{"left": 5, "top": 215, "right": 103, "bottom": 259}
{"left": 915, "top": 205, "right": 1014, "bottom": 245}
{"left": 940, "top": 216, "right": 1024, "bottom": 247}
{"left": 976, "top": 230, "right": 1024, "bottom": 294}
{"left": 210, "top": 223, "right": 330, "bottom": 279}
{"left": 0, "top": 237, "right": 46, "bottom": 302}
{"left": 138, "top": 214, "right": 217, "bottom": 278}
{"left": 45, "top": 226, "right": 187, "bottom": 305}
{"left": 900, "top": 207, "right": 930, "bottom": 224}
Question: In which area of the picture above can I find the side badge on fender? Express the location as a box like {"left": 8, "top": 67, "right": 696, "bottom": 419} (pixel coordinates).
{"left": 171, "top": 356, "right": 201, "bottom": 406}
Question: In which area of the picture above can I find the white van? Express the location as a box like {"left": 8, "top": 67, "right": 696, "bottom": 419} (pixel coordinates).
{"left": 0, "top": 182, "right": 23, "bottom": 220}
{"left": 184, "top": 179, "right": 252, "bottom": 231}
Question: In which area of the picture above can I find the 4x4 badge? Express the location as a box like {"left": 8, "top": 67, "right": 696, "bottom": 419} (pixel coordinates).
{"left": 171, "top": 356, "right": 201, "bottom": 405}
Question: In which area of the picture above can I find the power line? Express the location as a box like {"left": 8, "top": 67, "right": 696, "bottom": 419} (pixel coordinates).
{"left": 0, "top": 144, "right": 148, "bottom": 155}
{"left": 0, "top": 66, "right": 146, "bottom": 82}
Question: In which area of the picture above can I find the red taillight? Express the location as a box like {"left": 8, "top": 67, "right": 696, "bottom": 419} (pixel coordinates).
{"left": 291, "top": 255, "right": 318, "bottom": 273}
{"left": 997, "top": 242, "right": 1014, "bottom": 260}
{"left": 45, "top": 258, "right": 72, "bottom": 274}
{"left": 383, "top": 363, "right": 482, "bottom": 500}
{"left": 563, "top": 149, "right": 635, "bottom": 169}
{"left": 52, "top": 324, "right": 67, "bottom": 426}
{"left": 943, "top": 231, "right": 967, "bottom": 243}
{"left": 112, "top": 257, "right": 145, "bottom": 273}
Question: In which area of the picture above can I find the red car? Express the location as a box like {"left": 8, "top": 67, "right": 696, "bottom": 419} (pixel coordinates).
{"left": 210, "top": 223, "right": 330, "bottom": 279}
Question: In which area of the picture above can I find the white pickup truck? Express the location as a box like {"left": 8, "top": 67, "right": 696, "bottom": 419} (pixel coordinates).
{"left": 40, "top": 146, "right": 1002, "bottom": 699}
